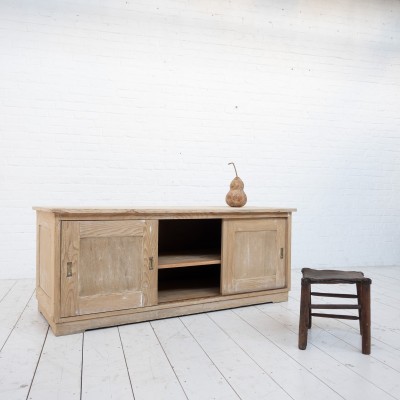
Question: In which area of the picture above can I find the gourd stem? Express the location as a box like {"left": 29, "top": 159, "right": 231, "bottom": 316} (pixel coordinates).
{"left": 228, "top": 162, "right": 238, "bottom": 177}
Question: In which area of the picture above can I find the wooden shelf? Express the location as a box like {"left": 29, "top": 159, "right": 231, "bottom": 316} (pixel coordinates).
{"left": 158, "top": 263, "right": 221, "bottom": 303}
{"left": 159, "top": 286, "right": 220, "bottom": 303}
{"left": 158, "top": 251, "right": 221, "bottom": 269}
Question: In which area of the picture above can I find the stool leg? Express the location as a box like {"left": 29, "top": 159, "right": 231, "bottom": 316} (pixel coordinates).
{"left": 357, "top": 283, "right": 363, "bottom": 335}
{"left": 308, "top": 290, "right": 312, "bottom": 329}
{"left": 299, "top": 279, "right": 311, "bottom": 350}
{"left": 361, "top": 282, "right": 371, "bottom": 355}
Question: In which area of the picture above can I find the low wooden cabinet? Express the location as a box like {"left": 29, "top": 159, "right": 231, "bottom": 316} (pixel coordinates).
{"left": 34, "top": 207, "right": 295, "bottom": 336}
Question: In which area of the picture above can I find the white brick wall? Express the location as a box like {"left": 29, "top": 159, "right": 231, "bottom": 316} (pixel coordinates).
{"left": 0, "top": 0, "right": 399, "bottom": 278}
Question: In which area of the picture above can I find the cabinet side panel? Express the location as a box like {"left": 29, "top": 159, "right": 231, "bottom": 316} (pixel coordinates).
{"left": 38, "top": 225, "right": 52, "bottom": 296}
{"left": 36, "top": 211, "right": 56, "bottom": 319}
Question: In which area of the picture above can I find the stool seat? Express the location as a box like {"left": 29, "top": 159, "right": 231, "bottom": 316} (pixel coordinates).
{"left": 302, "top": 268, "right": 371, "bottom": 284}
{"left": 298, "top": 268, "right": 371, "bottom": 355}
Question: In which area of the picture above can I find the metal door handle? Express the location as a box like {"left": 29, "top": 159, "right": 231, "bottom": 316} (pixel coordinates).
{"left": 67, "top": 262, "right": 72, "bottom": 277}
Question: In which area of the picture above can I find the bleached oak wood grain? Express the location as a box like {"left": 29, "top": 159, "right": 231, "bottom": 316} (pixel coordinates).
{"left": 33, "top": 206, "right": 296, "bottom": 216}
{"left": 158, "top": 252, "right": 221, "bottom": 269}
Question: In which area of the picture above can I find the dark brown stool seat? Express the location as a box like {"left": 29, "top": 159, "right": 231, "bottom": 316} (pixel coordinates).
{"left": 299, "top": 268, "right": 372, "bottom": 354}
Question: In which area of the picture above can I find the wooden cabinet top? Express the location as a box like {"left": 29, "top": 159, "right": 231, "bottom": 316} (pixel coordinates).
{"left": 33, "top": 206, "right": 296, "bottom": 219}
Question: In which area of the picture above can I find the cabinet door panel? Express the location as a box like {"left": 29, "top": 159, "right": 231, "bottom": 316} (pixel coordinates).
{"left": 61, "top": 220, "right": 157, "bottom": 317}
{"left": 79, "top": 236, "right": 142, "bottom": 296}
{"left": 222, "top": 219, "right": 286, "bottom": 295}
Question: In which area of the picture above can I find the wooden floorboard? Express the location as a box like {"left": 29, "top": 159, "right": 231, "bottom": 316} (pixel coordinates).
{"left": 0, "top": 266, "right": 399, "bottom": 400}
{"left": 181, "top": 313, "right": 292, "bottom": 400}
{"left": 27, "top": 331, "right": 83, "bottom": 400}
{"left": 283, "top": 293, "right": 400, "bottom": 374}
{"left": 208, "top": 309, "right": 344, "bottom": 400}
{"left": 0, "top": 279, "right": 35, "bottom": 350}
{"left": 118, "top": 322, "right": 187, "bottom": 400}
{"left": 0, "top": 280, "right": 17, "bottom": 303}
{"left": 81, "top": 327, "right": 134, "bottom": 400}
{"left": 150, "top": 317, "right": 241, "bottom": 400}
{"left": 258, "top": 303, "right": 400, "bottom": 399}
{"left": 234, "top": 306, "right": 396, "bottom": 400}
{"left": 0, "top": 295, "right": 49, "bottom": 400}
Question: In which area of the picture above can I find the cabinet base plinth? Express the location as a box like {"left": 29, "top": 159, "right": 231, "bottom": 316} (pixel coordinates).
{"left": 47, "top": 291, "right": 288, "bottom": 336}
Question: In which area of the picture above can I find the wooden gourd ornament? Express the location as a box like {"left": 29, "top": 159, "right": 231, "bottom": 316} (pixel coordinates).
{"left": 225, "top": 162, "right": 247, "bottom": 207}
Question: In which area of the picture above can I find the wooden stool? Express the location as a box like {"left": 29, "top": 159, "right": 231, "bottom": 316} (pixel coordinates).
{"left": 298, "top": 268, "right": 372, "bottom": 355}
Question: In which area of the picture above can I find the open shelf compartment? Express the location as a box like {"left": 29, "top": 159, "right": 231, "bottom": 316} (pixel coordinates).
{"left": 158, "top": 219, "right": 222, "bottom": 269}
{"left": 158, "top": 219, "right": 222, "bottom": 303}
{"left": 158, "top": 264, "right": 221, "bottom": 303}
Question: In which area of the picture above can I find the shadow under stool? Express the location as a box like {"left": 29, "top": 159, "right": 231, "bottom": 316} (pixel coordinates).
{"left": 298, "top": 268, "right": 372, "bottom": 355}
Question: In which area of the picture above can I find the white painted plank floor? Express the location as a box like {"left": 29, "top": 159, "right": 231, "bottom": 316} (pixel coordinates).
{"left": 0, "top": 266, "right": 399, "bottom": 400}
